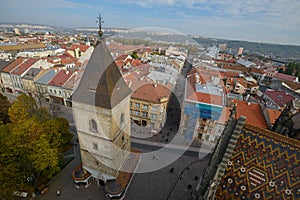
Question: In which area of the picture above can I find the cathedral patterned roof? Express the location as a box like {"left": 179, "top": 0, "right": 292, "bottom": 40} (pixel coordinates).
{"left": 215, "top": 124, "right": 300, "bottom": 200}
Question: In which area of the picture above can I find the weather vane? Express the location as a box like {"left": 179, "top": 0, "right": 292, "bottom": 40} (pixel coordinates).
{"left": 96, "top": 14, "right": 104, "bottom": 39}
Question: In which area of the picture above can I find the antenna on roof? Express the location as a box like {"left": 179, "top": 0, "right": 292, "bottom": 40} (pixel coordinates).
{"left": 96, "top": 14, "right": 104, "bottom": 40}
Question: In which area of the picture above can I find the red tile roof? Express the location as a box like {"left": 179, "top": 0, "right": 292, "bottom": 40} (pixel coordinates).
{"left": 62, "top": 71, "right": 81, "bottom": 90}
{"left": 235, "top": 78, "right": 248, "bottom": 88}
{"left": 48, "top": 70, "right": 73, "bottom": 87}
{"left": 123, "top": 64, "right": 152, "bottom": 91}
{"left": 1, "top": 57, "right": 25, "bottom": 73}
{"left": 264, "top": 90, "right": 295, "bottom": 107}
{"left": 250, "top": 67, "right": 265, "bottom": 75}
{"left": 282, "top": 80, "right": 300, "bottom": 91}
{"left": 266, "top": 108, "right": 281, "bottom": 125}
{"left": 186, "top": 69, "right": 223, "bottom": 106}
{"left": 273, "top": 72, "right": 297, "bottom": 82}
{"left": 69, "top": 44, "right": 90, "bottom": 52}
{"left": 234, "top": 100, "right": 268, "bottom": 129}
{"left": 219, "top": 71, "right": 240, "bottom": 79}
{"left": 223, "top": 65, "right": 249, "bottom": 73}
{"left": 131, "top": 83, "right": 170, "bottom": 103}
{"left": 214, "top": 59, "right": 235, "bottom": 64}
{"left": 187, "top": 92, "right": 223, "bottom": 106}
{"left": 218, "top": 107, "right": 231, "bottom": 124}
{"left": 108, "top": 42, "right": 141, "bottom": 53}
{"left": 10, "top": 58, "right": 37, "bottom": 75}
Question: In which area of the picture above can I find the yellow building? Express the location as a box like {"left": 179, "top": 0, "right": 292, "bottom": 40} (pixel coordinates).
{"left": 130, "top": 83, "right": 170, "bottom": 130}
{"left": 22, "top": 68, "right": 45, "bottom": 95}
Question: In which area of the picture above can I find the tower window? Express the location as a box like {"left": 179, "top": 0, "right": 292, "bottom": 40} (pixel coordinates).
{"left": 120, "top": 113, "right": 125, "bottom": 125}
{"left": 89, "top": 119, "right": 98, "bottom": 133}
{"left": 93, "top": 143, "right": 98, "bottom": 150}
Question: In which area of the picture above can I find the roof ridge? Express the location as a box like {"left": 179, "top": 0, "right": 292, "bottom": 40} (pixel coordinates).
{"left": 244, "top": 124, "right": 300, "bottom": 147}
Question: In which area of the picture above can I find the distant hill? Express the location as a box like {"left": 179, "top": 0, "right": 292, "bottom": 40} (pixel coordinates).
{"left": 1, "top": 22, "right": 299, "bottom": 61}
{"left": 193, "top": 37, "right": 300, "bottom": 61}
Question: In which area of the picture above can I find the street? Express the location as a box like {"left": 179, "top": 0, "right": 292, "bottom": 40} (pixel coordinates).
{"left": 3, "top": 60, "right": 211, "bottom": 200}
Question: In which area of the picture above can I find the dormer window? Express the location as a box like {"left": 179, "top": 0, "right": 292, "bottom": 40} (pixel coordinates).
{"left": 89, "top": 119, "right": 98, "bottom": 133}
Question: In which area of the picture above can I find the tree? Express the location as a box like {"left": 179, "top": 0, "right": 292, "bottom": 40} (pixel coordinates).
{"left": 284, "top": 62, "right": 300, "bottom": 79}
{"left": 43, "top": 117, "right": 72, "bottom": 148}
{"left": 0, "top": 123, "right": 22, "bottom": 197}
{"left": 8, "top": 94, "right": 37, "bottom": 124}
{"left": 131, "top": 51, "right": 139, "bottom": 59}
{"left": 0, "top": 94, "right": 71, "bottom": 197}
{"left": 0, "top": 93, "right": 11, "bottom": 124}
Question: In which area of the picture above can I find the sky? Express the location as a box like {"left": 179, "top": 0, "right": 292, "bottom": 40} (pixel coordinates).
{"left": 0, "top": 0, "right": 300, "bottom": 45}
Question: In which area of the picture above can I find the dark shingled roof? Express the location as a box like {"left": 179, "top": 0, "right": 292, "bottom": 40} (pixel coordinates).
{"left": 215, "top": 124, "right": 300, "bottom": 200}
{"left": 22, "top": 68, "right": 41, "bottom": 80}
{"left": 73, "top": 41, "right": 131, "bottom": 109}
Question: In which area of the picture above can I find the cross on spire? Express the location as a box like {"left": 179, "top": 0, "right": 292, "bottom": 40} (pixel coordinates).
{"left": 96, "top": 14, "right": 104, "bottom": 39}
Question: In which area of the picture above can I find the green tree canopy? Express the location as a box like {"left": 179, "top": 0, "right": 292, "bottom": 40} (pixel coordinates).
{"left": 0, "top": 94, "right": 71, "bottom": 198}
{"left": 284, "top": 62, "right": 300, "bottom": 79}
{"left": 0, "top": 93, "right": 11, "bottom": 124}
{"left": 131, "top": 51, "right": 139, "bottom": 59}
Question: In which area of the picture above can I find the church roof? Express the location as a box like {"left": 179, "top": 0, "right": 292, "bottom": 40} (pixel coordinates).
{"left": 72, "top": 41, "right": 131, "bottom": 109}
{"left": 215, "top": 124, "right": 300, "bottom": 200}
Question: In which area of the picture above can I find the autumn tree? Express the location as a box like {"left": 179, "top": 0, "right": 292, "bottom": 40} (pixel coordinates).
{"left": 0, "top": 94, "right": 71, "bottom": 198}
{"left": 0, "top": 93, "right": 11, "bottom": 124}
{"left": 43, "top": 117, "right": 73, "bottom": 148}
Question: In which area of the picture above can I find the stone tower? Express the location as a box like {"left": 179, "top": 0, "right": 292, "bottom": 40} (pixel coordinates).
{"left": 72, "top": 40, "right": 131, "bottom": 183}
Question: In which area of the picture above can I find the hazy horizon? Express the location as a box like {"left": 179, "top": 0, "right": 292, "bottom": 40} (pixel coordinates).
{"left": 1, "top": 0, "right": 300, "bottom": 46}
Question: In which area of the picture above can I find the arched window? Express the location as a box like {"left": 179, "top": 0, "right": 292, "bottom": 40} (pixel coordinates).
{"left": 89, "top": 119, "right": 98, "bottom": 133}
{"left": 120, "top": 113, "right": 125, "bottom": 125}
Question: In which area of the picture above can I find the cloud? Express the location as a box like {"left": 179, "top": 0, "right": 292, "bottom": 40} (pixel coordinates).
{"left": 119, "top": 0, "right": 300, "bottom": 25}
{"left": 0, "top": 0, "right": 96, "bottom": 10}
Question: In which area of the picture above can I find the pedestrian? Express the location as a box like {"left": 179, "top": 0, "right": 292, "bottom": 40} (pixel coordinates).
{"left": 57, "top": 189, "right": 61, "bottom": 196}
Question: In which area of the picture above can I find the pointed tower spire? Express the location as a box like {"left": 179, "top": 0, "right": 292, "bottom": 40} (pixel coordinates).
{"left": 96, "top": 14, "right": 104, "bottom": 39}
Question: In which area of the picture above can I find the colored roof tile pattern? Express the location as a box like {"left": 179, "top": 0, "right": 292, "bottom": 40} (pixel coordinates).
{"left": 215, "top": 124, "right": 300, "bottom": 200}
{"left": 48, "top": 70, "right": 73, "bottom": 87}
{"left": 264, "top": 91, "right": 295, "bottom": 107}
{"left": 234, "top": 100, "right": 268, "bottom": 129}
{"left": 131, "top": 83, "right": 170, "bottom": 103}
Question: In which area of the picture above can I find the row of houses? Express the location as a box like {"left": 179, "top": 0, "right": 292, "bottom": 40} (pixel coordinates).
{"left": 0, "top": 40, "right": 188, "bottom": 131}
{"left": 121, "top": 47, "right": 187, "bottom": 130}
{"left": 0, "top": 56, "right": 83, "bottom": 106}
{"left": 180, "top": 65, "right": 299, "bottom": 143}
